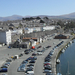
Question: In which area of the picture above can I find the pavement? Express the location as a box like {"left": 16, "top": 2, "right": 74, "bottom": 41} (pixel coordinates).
{"left": 0, "top": 35, "right": 73, "bottom": 75}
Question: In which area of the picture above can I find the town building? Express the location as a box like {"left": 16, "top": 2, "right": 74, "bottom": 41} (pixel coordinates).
{"left": 11, "top": 28, "right": 23, "bottom": 35}
{"left": 0, "top": 30, "right": 11, "bottom": 45}
{"left": 54, "top": 34, "right": 70, "bottom": 39}
{"left": 24, "top": 26, "right": 55, "bottom": 34}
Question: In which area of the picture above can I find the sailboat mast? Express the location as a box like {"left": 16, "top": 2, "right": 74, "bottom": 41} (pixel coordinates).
{"left": 67, "top": 61, "right": 70, "bottom": 75}
{"left": 68, "top": 62, "right": 69, "bottom": 75}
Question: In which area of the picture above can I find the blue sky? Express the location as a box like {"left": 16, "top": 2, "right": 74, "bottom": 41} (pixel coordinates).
{"left": 0, "top": 0, "right": 75, "bottom": 17}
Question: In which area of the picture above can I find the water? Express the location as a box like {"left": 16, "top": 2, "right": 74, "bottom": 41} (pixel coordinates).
{"left": 56, "top": 39, "right": 75, "bottom": 75}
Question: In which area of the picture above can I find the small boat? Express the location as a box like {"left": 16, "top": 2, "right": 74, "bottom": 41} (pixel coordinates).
{"left": 69, "top": 41, "right": 72, "bottom": 44}
{"left": 64, "top": 47, "right": 66, "bottom": 50}
{"left": 72, "top": 40, "right": 74, "bottom": 43}
{"left": 61, "top": 49, "right": 65, "bottom": 53}
{"left": 56, "top": 59, "right": 60, "bottom": 63}
{"left": 66, "top": 46, "right": 67, "bottom": 48}
{"left": 67, "top": 44, "right": 70, "bottom": 47}
{"left": 57, "top": 72, "right": 62, "bottom": 75}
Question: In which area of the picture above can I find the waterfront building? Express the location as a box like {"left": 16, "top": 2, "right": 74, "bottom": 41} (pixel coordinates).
{"left": 54, "top": 34, "right": 70, "bottom": 39}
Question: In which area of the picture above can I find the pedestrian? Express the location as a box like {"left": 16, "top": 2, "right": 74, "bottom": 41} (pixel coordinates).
{"left": 8, "top": 53, "right": 9, "bottom": 56}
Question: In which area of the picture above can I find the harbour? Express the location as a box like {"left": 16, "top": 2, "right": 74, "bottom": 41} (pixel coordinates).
{"left": 50, "top": 35, "right": 75, "bottom": 75}
{"left": 56, "top": 39, "right": 75, "bottom": 75}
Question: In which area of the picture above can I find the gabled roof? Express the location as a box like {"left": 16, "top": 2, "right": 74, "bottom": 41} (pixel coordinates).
{"left": 9, "top": 24, "right": 14, "bottom": 26}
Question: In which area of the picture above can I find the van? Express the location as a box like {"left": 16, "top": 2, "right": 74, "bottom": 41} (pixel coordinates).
{"left": 14, "top": 55, "right": 19, "bottom": 59}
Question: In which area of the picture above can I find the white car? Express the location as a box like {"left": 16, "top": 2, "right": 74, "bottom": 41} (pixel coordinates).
{"left": 25, "top": 71, "right": 34, "bottom": 75}
{"left": 37, "top": 52, "right": 42, "bottom": 55}
{"left": 37, "top": 51, "right": 42, "bottom": 55}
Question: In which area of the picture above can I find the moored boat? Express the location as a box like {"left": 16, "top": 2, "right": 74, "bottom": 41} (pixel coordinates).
{"left": 61, "top": 49, "right": 65, "bottom": 53}
{"left": 56, "top": 59, "right": 60, "bottom": 64}
{"left": 57, "top": 72, "right": 62, "bottom": 75}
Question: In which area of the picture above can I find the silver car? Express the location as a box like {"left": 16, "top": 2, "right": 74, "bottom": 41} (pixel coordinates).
{"left": 44, "top": 69, "right": 52, "bottom": 73}
{"left": 17, "top": 64, "right": 25, "bottom": 72}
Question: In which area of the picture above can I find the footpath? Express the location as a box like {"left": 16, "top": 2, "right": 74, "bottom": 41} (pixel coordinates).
{"left": 51, "top": 35, "right": 74, "bottom": 75}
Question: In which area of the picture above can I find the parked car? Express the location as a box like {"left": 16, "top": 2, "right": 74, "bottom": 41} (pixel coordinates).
{"left": 0, "top": 68, "right": 8, "bottom": 72}
{"left": 29, "top": 60, "right": 35, "bottom": 63}
{"left": 37, "top": 51, "right": 42, "bottom": 55}
{"left": 46, "top": 46, "right": 51, "bottom": 48}
{"left": 44, "top": 64, "right": 51, "bottom": 67}
{"left": 22, "top": 60, "right": 28, "bottom": 64}
{"left": 46, "top": 73, "right": 54, "bottom": 75}
{"left": 30, "top": 56, "right": 37, "bottom": 60}
{"left": 25, "top": 70, "right": 34, "bottom": 75}
{"left": 44, "top": 66, "right": 52, "bottom": 70}
{"left": 25, "top": 68, "right": 34, "bottom": 74}
{"left": 44, "top": 62, "right": 51, "bottom": 64}
{"left": 24, "top": 49, "right": 29, "bottom": 52}
{"left": 6, "top": 59, "right": 12, "bottom": 62}
{"left": 27, "top": 64, "right": 34, "bottom": 67}
{"left": 26, "top": 66, "right": 34, "bottom": 69}
{"left": 25, "top": 51, "right": 30, "bottom": 54}
{"left": 1, "top": 65, "right": 8, "bottom": 68}
{"left": 44, "top": 69, "right": 52, "bottom": 73}
{"left": 19, "top": 53, "right": 23, "bottom": 57}
{"left": 32, "top": 53, "right": 37, "bottom": 56}
{"left": 17, "top": 64, "right": 26, "bottom": 72}
{"left": 4, "top": 62, "right": 10, "bottom": 66}
{"left": 44, "top": 65, "right": 51, "bottom": 68}
{"left": 28, "top": 56, "right": 37, "bottom": 60}
{"left": 45, "top": 58, "right": 51, "bottom": 62}
{"left": 41, "top": 49, "right": 45, "bottom": 52}
{"left": 37, "top": 46, "right": 42, "bottom": 49}
{"left": 44, "top": 63, "right": 51, "bottom": 66}
{"left": 2, "top": 73, "right": 7, "bottom": 75}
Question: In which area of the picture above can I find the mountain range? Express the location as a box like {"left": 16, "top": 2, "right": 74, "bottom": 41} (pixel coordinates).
{"left": 0, "top": 12, "right": 75, "bottom": 21}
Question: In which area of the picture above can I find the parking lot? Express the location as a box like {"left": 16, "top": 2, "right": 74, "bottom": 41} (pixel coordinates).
{"left": 0, "top": 36, "right": 69, "bottom": 75}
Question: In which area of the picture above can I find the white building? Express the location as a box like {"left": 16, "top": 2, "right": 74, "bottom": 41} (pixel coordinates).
{"left": 39, "top": 38, "right": 42, "bottom": 43}
{"left": 30, "top": 39, "right": 36, "bottom": 47}
{"left": 43, "top": 26, "right": 55, "bottom": 31}
{"left": 25, "top": 28, "right": 34, "bottom": 34}
{"left": 24, "top": 26, "right": 55, "bottom": 34}
{"left": 33, "top": 27, "right": 41, "bottom": 32}
{"left": 0, "top": 30, "right": 11, "bottom": 45}
{"left": 11, "top": 29, "right": 23, "bottom": 35}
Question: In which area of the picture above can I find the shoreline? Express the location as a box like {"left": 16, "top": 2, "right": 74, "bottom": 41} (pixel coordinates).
{"left": 51, "top": 35, "right": 75, "bottom": 75}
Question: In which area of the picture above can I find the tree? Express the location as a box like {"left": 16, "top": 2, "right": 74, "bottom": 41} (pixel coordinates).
{"left": 36, "top": 16, "right": 41, "bottom": 19}
{"left": 40, "top": 20, "right": 45, "bottom": 23}
{"left": 19, "top": 23, "right": 23, "bottom": 28}
{"left": 43, "top": 17, "right": 49, "bottom": 19}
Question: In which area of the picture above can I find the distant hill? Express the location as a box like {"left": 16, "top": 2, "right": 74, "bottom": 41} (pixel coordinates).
{"left": 1, "top": 12, "right": 75, "bottom": 21}
{"left": 60, "top": 12, "right": 75, "bottom": 18}
{"left": 0, "top": 15, "right": 23, "bottom": 21}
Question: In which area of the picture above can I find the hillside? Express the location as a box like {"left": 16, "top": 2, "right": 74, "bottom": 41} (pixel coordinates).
{"left": 0, "top": 12, "right": 75, "bottom": 21}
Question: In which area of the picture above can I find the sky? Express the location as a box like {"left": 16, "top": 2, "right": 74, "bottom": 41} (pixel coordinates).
{"left": 0, "top": 0, "right": 75, "bottom": 17}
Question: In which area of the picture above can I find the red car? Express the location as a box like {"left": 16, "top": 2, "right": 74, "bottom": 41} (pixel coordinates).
{"left": 44, "top": 63, "right": 51, "bottom": 66}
